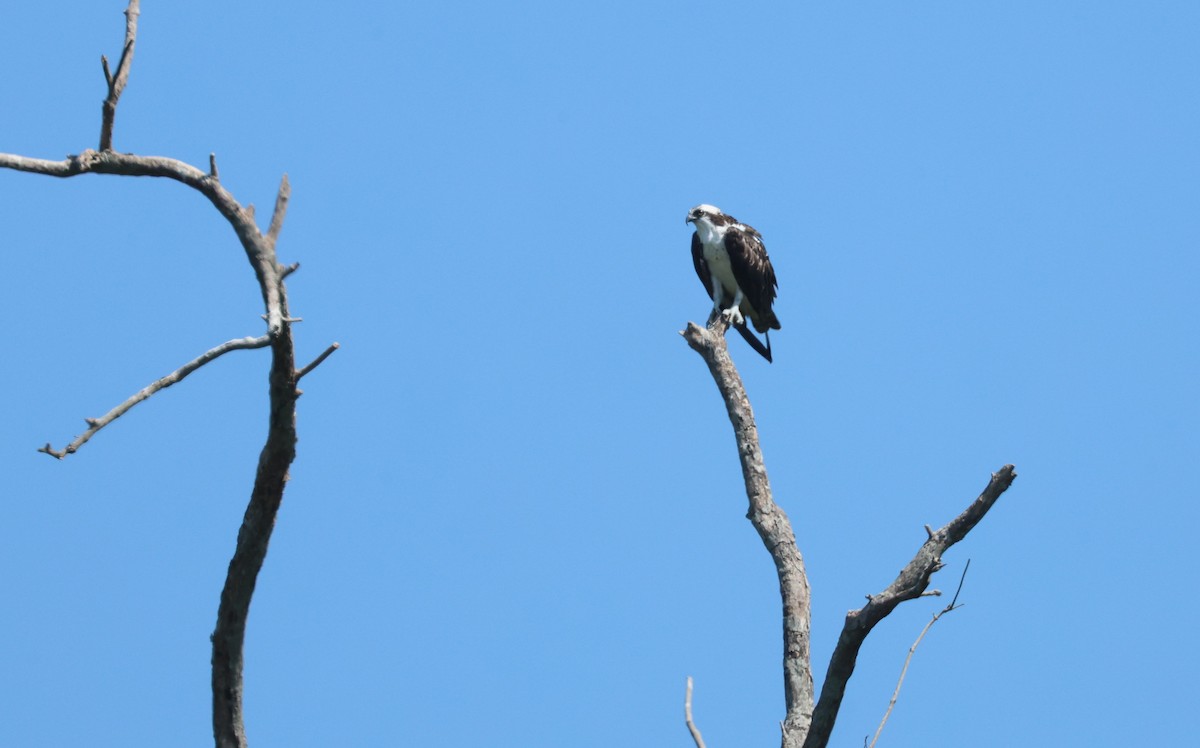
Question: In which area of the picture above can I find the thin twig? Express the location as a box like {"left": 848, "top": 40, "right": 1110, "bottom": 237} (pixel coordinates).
{"left": 868, "top": 560, "right": 971, "bottom": 748}
{"left": 38, "top": 335, "right": 269, "bottom": 459}
{"left": 209, "top": 152, "right": 220, "bottom": 180}
{"left": 685, "top": 677, "right": 707, "bottom": 748}
{"left": 99, "top": 0, "right": 140, "bottom": 151}
{"left": 295, "top": 342, "right": 340, "bottom": 381}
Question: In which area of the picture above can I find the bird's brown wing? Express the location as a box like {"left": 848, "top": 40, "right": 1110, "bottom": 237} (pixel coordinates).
{"left": 725, "top": 226, "right": 781, "bottom": 333}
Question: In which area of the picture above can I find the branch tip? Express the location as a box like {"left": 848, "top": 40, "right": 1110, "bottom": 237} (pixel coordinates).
{"left": 868, "top": 561, "right": 973, "bottom": 748}
{"left": 267, "top": 173, "right": 290, "bottom": 244}
{"left": 948, "top": 559, "right": 971, "bottom": 608}
{"left": 295, "top": 342, "right": 340, "bottom": 381}
{"left": 685, "top": 677, "right": 707, "bottom": 748}
{"left": 208, "top": 153, "right": 219, "bottom": 180}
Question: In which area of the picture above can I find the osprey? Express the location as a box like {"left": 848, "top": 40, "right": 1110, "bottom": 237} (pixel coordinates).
{"left": 686, "top": 204, "right": 781, "bottom": 362}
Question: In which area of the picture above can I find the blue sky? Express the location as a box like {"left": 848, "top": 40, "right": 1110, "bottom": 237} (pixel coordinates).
{"left": 2, "top": 2, "right": 1197, "bottom": 746}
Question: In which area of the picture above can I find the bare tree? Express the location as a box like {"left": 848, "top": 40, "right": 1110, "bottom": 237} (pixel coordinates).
{"left": 682, "top": 315, "right": 1017, "bottom": 748}
{"left": 5, "top": 5, "right": 1015, "bottom": 748}
{"left": 0, "top": 4, "right": 337, "bottom": 747}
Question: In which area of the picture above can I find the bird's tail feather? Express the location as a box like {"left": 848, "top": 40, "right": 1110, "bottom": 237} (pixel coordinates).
{"left": 733, "top": 322, "right": 773, "bottom": 363}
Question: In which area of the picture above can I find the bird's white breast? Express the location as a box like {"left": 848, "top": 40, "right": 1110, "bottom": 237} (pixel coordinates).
{"left": 697, "top": 222, "right": 740, "bottom": 294}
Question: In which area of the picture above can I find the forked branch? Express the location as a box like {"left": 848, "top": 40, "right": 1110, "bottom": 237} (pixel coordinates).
{"left": 804, "top": 467, "right": 1016, "bottom": 748}
{"left": 867, "top": 560, "right": 971, "bottom": 748}
{"left": 0, "top": 4, "right": 324, "bottom": 747}
{"left": 99, "top": 0, "right": 139, "bottom": 151}
{"left": 683, "top": 316, "right": 1016, "bottom": 748}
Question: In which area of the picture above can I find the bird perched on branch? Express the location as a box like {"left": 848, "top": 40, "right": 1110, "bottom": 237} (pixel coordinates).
{"left": 686, "top": 204, "right": 781, "bottom": 362}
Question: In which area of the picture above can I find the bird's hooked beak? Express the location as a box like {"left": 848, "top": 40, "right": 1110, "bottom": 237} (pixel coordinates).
{"left": 685, "top": 213, "right": 695, "bottom": 225}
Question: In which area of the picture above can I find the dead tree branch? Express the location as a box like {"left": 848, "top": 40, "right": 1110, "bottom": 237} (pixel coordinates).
{"left": 804, "top": 466, "right": 1016, "bottom": 748}
{"left": 39, "top": 335, "right": 270, "bottom": 459}
{"left": 867, "top": 560, "right": 971, "bottom": 748}
{"left": 685, "top": 677, "right": 708, "bottom": 748}
{"left": 682, "top": 316, "right": 815, "bottom": 748}
{"left": 99, "top": 0, "right": 139, "bottom": 151}
{"left": 0, "top": 150, "right": 289, "bottom": 337}
{"left": 266, "top": 174, "right": 290, "bottom": 246}
{"left": 0, "top": 4, "right": 321, "bottom": 747}
{"left": 683, "top": 317, "right": 1016, "bottom": 748}
{"left": 296, "top": 342, "right": 340, "bottom": 382}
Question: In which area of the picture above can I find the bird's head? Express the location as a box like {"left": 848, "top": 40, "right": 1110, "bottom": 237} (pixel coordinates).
{"left": 686, "top": 204, "right": 723, "bottom": 226}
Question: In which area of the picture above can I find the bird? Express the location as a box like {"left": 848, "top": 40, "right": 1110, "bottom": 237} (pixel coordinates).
{"left": 686, "top": 204, "right": 781, "bottom": 362}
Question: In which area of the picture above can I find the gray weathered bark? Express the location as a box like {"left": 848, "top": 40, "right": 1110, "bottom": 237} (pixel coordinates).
{"left": 0, "top": 4, "right": 336, "bottom": 746}
{"left": 683, "top": 316, "right": 814, "bottom": 747}
{"left": 683, "top": 315, "right": 1016, "bottom": 747}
